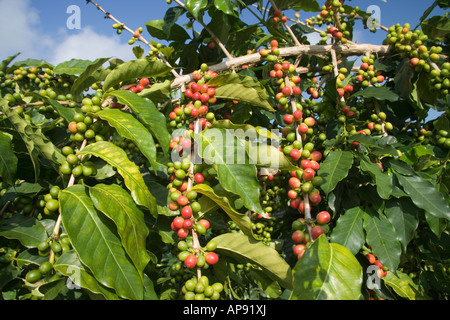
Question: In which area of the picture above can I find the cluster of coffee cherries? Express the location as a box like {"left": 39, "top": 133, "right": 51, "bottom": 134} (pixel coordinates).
{"left": 182, "top": 275, "right": 224, "bottom": 300}
{"left": 168, "top": 64, "right": 218, "bottom": 129}
{"left": 128, "top": 77, "right": 150, "bottom": 94}
{"left": 176, "top": 237, "right": 219, "bottom": 270}
{"left": 42, "top": 186, "right": 61, "bottom": 216}
{"left": 355, "top": 55, "right": 386, "bottom": 88}
{"left": 114, "top": 136, "right": 147, "bottom": 166}
{"left": 385, "top": 23, "right": 449, "bottom": 97}
{"left": 270, "top": 9, "right": 288, "bottom": 29}
{"left": 59, "top": 145, "right": 97, "bottom": 179}
{"left": 306, "top": 1, "right": 358, "bottom": 43}
{"left": 25, "top": 235, "right": 72, "bottom": 284}
{"left": 435, "top": 129, "right": 450, "bottom": 149}
{"left": 364, "top": 251, "right": 388, "bottom": 279}
{"left": 291, "top": 210, "right": 331, "bottom": 260}
{"left": 367, "top": 111, "right": 393, "bottom": 135}
{"left": 253, "top": 170, "right": 285, "bottom": 244}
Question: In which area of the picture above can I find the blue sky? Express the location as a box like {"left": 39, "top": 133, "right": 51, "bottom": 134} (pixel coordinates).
{"left": 0, "top": 0, "right": 446, "bottom": 65}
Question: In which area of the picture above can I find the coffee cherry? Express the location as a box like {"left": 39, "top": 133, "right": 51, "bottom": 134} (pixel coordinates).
{"left": 316, "top": 211, "right": 331, "bottom": 224}
{"left": 205, "top": 252, "right": 219, "bottom": 265}
{"left": 184, "top": 254, "right": 197, "bottom": 268}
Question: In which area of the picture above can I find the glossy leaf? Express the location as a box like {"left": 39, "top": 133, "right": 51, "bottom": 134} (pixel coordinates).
{"left": 395, "top": 173, "right": 450, "bottom": 221}
{"left": 54, "top": 251, "right": 121, "bottom": 300}
{"left": 363, "top": 209, "right": 402, "bottom": 272}
{"left": 103, "top": 57, "right": 172, "bottom": 92}
{"left": 191, "top": 184, "right": 253, "bottom": 236}
{"left": 384, "top": 197, "right": 420, "bottom": 251}
{"left": 144, "top": 19, "right": 190, "bottom": 42}
{"left": 0, "top": 132, "right": 18, "bottom": 185}
{"left": 317, "top": 150, "right": 354, "bottom": 195}
{"left": 89, "top": 184, "right": 151, "bottom": 277}
{"left": 79, "top": 141, "right": 157, "bottom": 217}
{"left": 186, "top": 0, "right": 208, "bottom": 19}
{"left": 383, "top": 270, "right": 429, "bottom": 300}
{"left": 212, "top": 232, "right": 293, "bottom": 290}
{"left": 108, "top": 90, "right": 171, "bottom": 156}
{"left": 274, "top": 0, "right": 320, "bottom": 11}
{"left": 54, "top": 58, "right": 96, "bottom": 75}
{"left": 207, "top": 73, "right": 274, "bottom": 111}
{"left": 26, "top": 92, "right": 77, "bottom": 123}
{"left": 71, "top": 57, "right": 110, "bottom": 97}
{"left": 350, "top": 86, "right": 399, "bottom": 102}
{"left": 138, "top": 79, "right": 172, "bottom": 104}
{"left": 330, "top": 206, "right": 366, "bottom": 255}
{"left": 95, "top": 108, "right": 157, "bottom": 172}
{"left": 195, "top": 128, "right": 264, "bottom": 215}
{"left": 290, "top": 235, "right": 363, "bottom": 300}
{"left": 358, "top": 154, "right": 393, "bottom": 200}
{"left": 0, "top": 99, "right": 66, "bottom": 181}
{"left": 0, "top": 214, "right": 47, "bottom": 248}
{"left": 0, "top": 52, "right": 21, "bottom": 73}
{"left": 214, "top": 0, "right": 238, "bottom": 17}
{"left": 59, "top": 185, "right": 144, "bottom": 300}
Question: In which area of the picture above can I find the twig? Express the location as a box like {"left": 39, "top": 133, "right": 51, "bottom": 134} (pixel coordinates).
{"left": 49, "top": 139, "right": 88, "bottom": 263}
{"left": 171, "top": 43, "right": 390, "bottom": 89}
{"left": 172, "top": 0, "right": 234, "bottom": 60}
{"left": 268, "top": 0, "right": 301, "bottom": 47}
{"left": 86, "top": 0, "right": 179, "bottom": 78}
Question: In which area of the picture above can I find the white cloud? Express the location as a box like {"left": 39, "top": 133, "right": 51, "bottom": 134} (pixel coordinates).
{"left": 0, "top": 0, "right": 138, "bottom": 67}
{"left": 0, "top": 0, "right": 54, "bottom": 60}
{"left": 50, "top": 26, "right": 136, "bottom": 65}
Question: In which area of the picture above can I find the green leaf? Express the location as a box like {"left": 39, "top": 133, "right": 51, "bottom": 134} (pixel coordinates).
{"left": 59, "top": 185, "right": 144, "bottom": 300}
{"left": 79, "top": 141, "right": 157, "bottom": 217}
{"left": 89, "top": 184, "right": 151, "bottom": 277}
{"left": 0, "top": 99, "right": 66, "bottom": 181}
{"left": 210, "top": 120, "right": 296, "bottom": 171}
{"left": 26, "top": 92, "right": 77, "bottom": 123}
{"left": 358, "top": 154, "right": 393, "bottom": 200}
{"left": 107, "top": 90, "right": 171, "bottom": 156}
{"left": 138, "top": 79, "right": 172, "bottom": 104}
{"left": 144, "top": 19, "right": 190, "bottom": 42}
{"left": 422, "top": 14, "right": 450, "bottom": 39}
{"left": 0, "top": 214, "right": 47, "bottom": 248}
{"left": 363, "top": 209, "right": 402, "bottom": 272}
{"left": 350, "top": 86, "right": 399, "bottom": 102}
{"left": 163, "top": 6, "right": 187, "bottom": 36}
{"left": 383, "top": 270, "right": 429, "bottom": 300}
{"left": 7, "top": 58, "right": 54, "bottom": 73}
{"left": 195, "top": 128, "right": 264, "bottom": 215}
{"left": 0, "top": 132, "right": 18, "bottom": 185}
{"left": 96, "top": 108, "right": 157, "bottom": 172}
{"left": 103, "top": 57, "right": 172, "bottom": 92}
{"left": 207, "top": 73, "right": 274, "bottom": 111}
{"left": 330, "top": 206, "right": 366, "bottom": 255}
{"left": 186, "top": 0, "right": 208, "bottom": 19}
{"left": 214, "top": 0, "right": 238, "bottom": 17}
{"left": 54, "top": 59, "right": 96, "bottom": 75}
{"left": 317, "top": 150, "right": 354, "bottom": 195}
{"left": 384, "top": 198, "right": 420, "bottom": 252}
{"left": 290, "top": 235, "right": 363, "bottom": 300}
{"left": 212, "top": 232, "right": 293, "bottom": 290}
{"left": 54, "top": 251, "right": 120, "bottom": 300}
{"left": 71, "top": 57, "right": 110, "bottom": 97}
{"left": 395, "top": 173, "right": 450, "bottom": 221}
{"left": 273, "top": 0, "right": 320, "bottom": 11}
{"left": 191, "top": 184, "right": 253, "bottom": 236}
{"left": 0, "top": 52, "right": 21, "bottom": 73}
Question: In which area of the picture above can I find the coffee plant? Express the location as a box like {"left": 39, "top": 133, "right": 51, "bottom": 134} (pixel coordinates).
{"left": 0, "top": 0, "right": 449, "bottom": 301}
